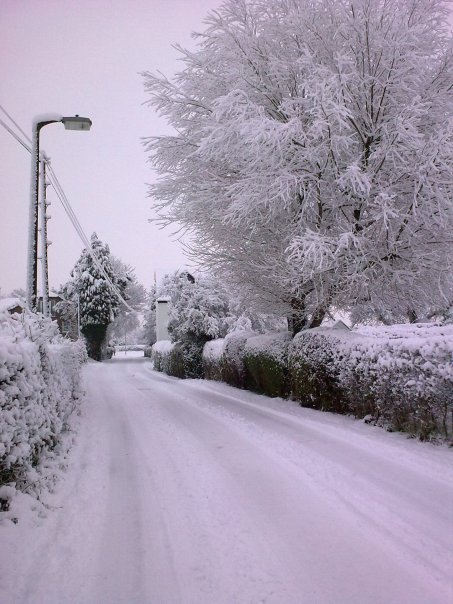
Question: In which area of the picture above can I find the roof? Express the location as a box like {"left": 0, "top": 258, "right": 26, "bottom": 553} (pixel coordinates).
{"left": 0, "top": 297, "right": 25, "bottom": 314}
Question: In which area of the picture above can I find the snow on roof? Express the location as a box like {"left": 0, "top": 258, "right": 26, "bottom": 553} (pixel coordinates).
{"left": 332, "top": 320, "right": 350, "bottom": 331}
{"left": 157, "top": 296, "right": 171, "bottom": 303}
{"left": 0, "top": 297, "right": 24, "bottom": 313}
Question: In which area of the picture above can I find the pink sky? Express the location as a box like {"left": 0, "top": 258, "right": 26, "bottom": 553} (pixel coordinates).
{"left": 0, "top": 0, "right": 219, "bottom": 294}
{"left": 1, "top": 1, "right": 452, "bottom": 295}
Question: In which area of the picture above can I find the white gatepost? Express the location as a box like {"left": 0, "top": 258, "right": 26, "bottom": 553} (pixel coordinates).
{"left": 156, "top": 296, "right": 171, "bottom": 341}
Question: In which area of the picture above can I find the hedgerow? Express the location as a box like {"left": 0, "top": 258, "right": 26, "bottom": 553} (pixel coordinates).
{"left": 0, "top": 310, "right": 87, "bottom": 495}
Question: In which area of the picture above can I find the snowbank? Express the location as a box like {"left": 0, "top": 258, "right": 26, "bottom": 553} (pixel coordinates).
{"left": 243, "top": 331, "right": 292, "bottom": 398}
{"left": 202, "top": 338, "right": 225, "bottom": 381}
{"left": 289, "top": 324, "right": 453, "bottom": 439}
{"left": 0, "top": 310, "right": 87, "bottom": 499}
{"left": 152, "top": 321, "right": 452, "bottom": 440}
{"left": 151, "top": 340, "right": 176, "bottom": 374}
{"left": 221, "top": 331, "right": 255, "bottom": 389}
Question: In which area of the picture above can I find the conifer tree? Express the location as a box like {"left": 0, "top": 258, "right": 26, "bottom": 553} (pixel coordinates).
{"left": 61, "top": 233, "right": 127, "bottom": 360}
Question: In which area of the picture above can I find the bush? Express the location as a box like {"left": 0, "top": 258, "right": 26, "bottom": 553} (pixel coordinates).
{"left": 288, "top": 329, "right": 351, "bottom": 413}
{"left": 243, "top": 332, "right": 292, "bottom": 398}
{"left": 202, "top": 339, "right": 225, "bottom": 381}
{"left": 151, "top": 340, "right": 175, "bottom": 373}
{"left": 152, "top": 339, "right": 204, "bottom": 379}
{"left": 177, "top": 341, "right": 205, "bottom": 379}
{"left": 289, "top": 325, "right": 453, "bottom": 440}
{"left": 0, "top": 311, "right": 87, "bottom": 490}
{"left": 221, "top": 331, "right": 254, "bottom": 389}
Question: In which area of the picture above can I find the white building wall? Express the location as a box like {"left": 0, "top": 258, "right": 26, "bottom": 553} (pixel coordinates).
{"left": 156, "top": 297, "right": 171, "bottom": 341}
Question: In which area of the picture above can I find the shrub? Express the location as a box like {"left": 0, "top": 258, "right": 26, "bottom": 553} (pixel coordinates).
{"left": 221, "top": 331, "right": 254, "bottom": 389}
{"left": 202, "top": 339, "right": 225, "bottom": 381}
{"left": 243, "top": 332, "right": 292, "bottom": 398}
{"left": 151, "top": 340, "right": 175, "bottom": 373}
{"left": 176, "top": 341, "right": 205, "bottom": 379}
{"left": 152, "top": 339, "right": 204, "bottom": 379}
{"left": 289, "top": 325, "right": 453, "bottom": 440}
{"left": 0, "top": 311, "right": 87, "bottom": 490}
{"left": 288, "top": 329, "right": 351, "bottom": 413}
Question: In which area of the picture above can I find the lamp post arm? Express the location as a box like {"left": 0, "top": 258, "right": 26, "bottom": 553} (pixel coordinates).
{"left": 33, "top": 114, "right": 63, "bottom": 128}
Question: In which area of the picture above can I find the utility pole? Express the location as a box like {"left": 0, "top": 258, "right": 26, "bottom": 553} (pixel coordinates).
{"left": 27, "top": 114, "right": 92, "bottom": 310}
{"left": 27, "top": 122, "right": 41, "bottom": 310}
{"left": 39, "top": 155, "right": 50, "bottom": 316}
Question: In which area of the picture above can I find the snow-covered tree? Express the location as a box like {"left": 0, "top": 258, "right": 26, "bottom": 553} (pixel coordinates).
{"left": 159, "top": 271, "right": 230, "bottom": 344}
{"left": 140, "top": 284, "right": 157, "bottom": 345}
{"left": 158, "top": 269, "right": 285, "bottom": 343}
{"left": 6, "top": 288, "right": 26, "bottom": 301}
{"left": 61, "top": 233, "right": 127, "bottom": 360}
{"left": 109, "top": 258, "right": 146, "bottom": 344}
{"left": 143, "top": 0, "right": 453, "bottom": 332}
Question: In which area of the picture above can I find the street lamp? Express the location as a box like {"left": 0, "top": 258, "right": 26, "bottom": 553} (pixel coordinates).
{"left": 27, "top": 114, "right": 92, "bottom": 311}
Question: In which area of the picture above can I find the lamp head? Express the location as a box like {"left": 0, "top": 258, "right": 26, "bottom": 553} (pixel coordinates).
{"left": 62, "top": 115, "right": 92, "bottom": 131}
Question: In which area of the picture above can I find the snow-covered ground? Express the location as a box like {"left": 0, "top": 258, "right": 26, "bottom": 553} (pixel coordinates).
{"left": 1, "top": 352, "right": 452, "bottom": 604}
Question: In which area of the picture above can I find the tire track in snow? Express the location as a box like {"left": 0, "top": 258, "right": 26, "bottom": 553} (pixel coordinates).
{"left": 136, "top": 363, "right": 453, "bottom": 599}
{"left": 6, "top": 356, "right": 453, "bottom": 604}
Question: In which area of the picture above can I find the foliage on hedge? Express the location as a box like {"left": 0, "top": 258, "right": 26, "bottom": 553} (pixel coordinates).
{"left": 202, "top": 339, "right": 225, "bottom": 381}
{"left": 151, "top": 340, "right": 175, "bottom": 373}
{"left": 0, "top": 311, "right": 87, "bottom": 490}
{"left": 152, "top": 340, "right": 204, "bottom": 379}
{"left": 153, "top": 322, "right": 452, "bottom": 441}
{"left": 288, "top": 330, "right": 349, "bottom": 413}
{"left": 243, "top": 332, "right": 292, "bottom": 398}
{"left": 221, "top": 331, "right": 254, "bottom": 389}
{"left": 289, "top": 325, "right": 453, "bottom": 440}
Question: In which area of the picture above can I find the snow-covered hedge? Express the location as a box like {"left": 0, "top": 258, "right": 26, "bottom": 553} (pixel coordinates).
{"left": 243, "top": 332, "right": 292, "bottom": 398}
{"left": 153, "top": 322, "right": 452, "bottom": 440}
{"left": 0, "top": 311, "right": 87, "bottom": 491}
{"left": 151, "top": 340, "right": 175, "bottom": 373}
{"left": 202, "top": 339, "right": 225, "bottom": 381}
{"left": 289, "top": 325, "right": 453, "bottom": 439}
{"left": 152, "top": 339, "right": 204, "bottom": 378}
{"left": 221, "top": 331, "right": 254, "bottom": 389}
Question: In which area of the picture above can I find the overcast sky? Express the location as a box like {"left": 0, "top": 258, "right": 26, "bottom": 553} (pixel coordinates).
{"left": 2, "top": 2, "right": 452, "bottom": 298}
{"left": 0, "top": 0, "right": 220, "bottom": 296}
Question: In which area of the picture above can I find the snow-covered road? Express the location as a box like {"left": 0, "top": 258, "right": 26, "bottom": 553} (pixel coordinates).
{"left": 2, "top": 353, "right": 452, "bottom": 604}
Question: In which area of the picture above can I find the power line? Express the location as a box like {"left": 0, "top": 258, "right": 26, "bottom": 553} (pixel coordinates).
{"left": 0, "top": 107, "right": 137, "bottom": 313}
{"left": 0, "top": 103, "right": 31, "bottom": 143}
{"left": 46, "top": 165, "right": 137, "bottom": 312}
{"left": 0, "top": 117, "right": 31, "bottom": 152}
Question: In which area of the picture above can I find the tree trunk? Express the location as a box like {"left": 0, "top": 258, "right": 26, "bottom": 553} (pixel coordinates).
{"left": 308, "top": 307, "right": 327, "bottom": 328}
{"left": 288, "top": 297, "right": 308, "bottom": 336}
{"left": 407, "top": 309, "right": 418, "bottom": 323}
{"left": 82, "top": 324, "right": 109, "bottom": 361}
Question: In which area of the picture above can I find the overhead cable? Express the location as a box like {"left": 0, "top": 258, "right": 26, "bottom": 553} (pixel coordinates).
{"left": 0, "top": 108, "right": 137, "bottom": 313}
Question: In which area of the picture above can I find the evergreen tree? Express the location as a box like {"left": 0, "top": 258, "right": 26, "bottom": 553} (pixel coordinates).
{"left": 61, "top": 233, "right": 127, "bottom": 360}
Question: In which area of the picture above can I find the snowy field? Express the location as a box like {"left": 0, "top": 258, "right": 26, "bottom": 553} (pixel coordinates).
{"left": 1, "top": 352, "right": 452, "bottom": 604}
